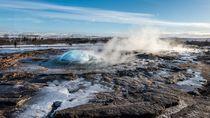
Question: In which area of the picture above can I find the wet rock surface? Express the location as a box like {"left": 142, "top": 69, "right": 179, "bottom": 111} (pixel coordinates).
{"left": 0, "top": 43, "right": 210, "bottom": 118}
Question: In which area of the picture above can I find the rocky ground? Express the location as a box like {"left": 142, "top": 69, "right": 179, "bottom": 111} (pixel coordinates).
{"left": 0, "top": 41, "right": 209, "bottom": 118}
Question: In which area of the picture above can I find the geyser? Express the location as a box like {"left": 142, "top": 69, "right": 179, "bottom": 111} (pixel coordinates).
{"left": 58, "top": 50, "right": 101, "bottom": 64}
{"left": 55, "top": 28, "right": 192, "bottom": 65}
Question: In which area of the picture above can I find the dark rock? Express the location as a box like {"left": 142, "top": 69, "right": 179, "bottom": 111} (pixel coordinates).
{"left": 142, "top": 90, "right": 179, "bottom": 109}
{"left": 0, "top": 73, "right": 3, "bottom": 79}
{"left": 116, "top": 70, "right": 136, "bottom": 77}
{"left": 68, "top": 87, "right": 80, "bottom": 93}
{"left": 170, "top": 65, "right": 185, "bottom": 72}
{"left": 31, "top": 73, "right": 76, "bottom": 83}
{"left": 157, "top": 55, "right": 177, "bottom": 60}
{"left": 0, "top": 98, "right": 18, "bottom": 108}
{"left": 1, "top": 72, "right": 35, "bottom": 81}
{"left": 89, "top": 99, "right": 114, "bottom": 105}
{"left": 171, "top": 103, "right": 210, "bottom": 118}
{"left": 116, "top": 67, "right": 152, "bottom": 78}
{"left": 54, "top": 102, "right": 163, "bottom": 118}
{"left": 101, "top": 74, "right": 112, "bottom": 83}
{"left": 52, "top": 101, "right": 62, "bottom": 109}
{"left": 47, "top": 101, "right": 62, "bottom": 118}
{"left": 19, "top": 57, "right": 48, "bottom": 63}
{"left": 158, "top": 63, "right": 185, "bottom": 72}
{"left": 187, "top": 90, "right": 200, "bottom": 96}
{"left": 136, "top": 53, "right": 157, "bottom": 60}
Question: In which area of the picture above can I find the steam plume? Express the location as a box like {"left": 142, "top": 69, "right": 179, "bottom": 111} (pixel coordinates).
{"left": 99, "top": 28, "right": 188, "bottom": 64}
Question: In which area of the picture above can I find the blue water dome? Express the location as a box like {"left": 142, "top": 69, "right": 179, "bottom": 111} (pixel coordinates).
{"left": 58, "top": 50, "right": 99, "bottom": 64}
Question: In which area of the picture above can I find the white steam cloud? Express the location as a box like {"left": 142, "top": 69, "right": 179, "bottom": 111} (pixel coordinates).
{"left": 99, "top": 28, "right": 190, "bottom": 64}
{"left": 56, "top": 27, "right": 196, "bottom": 65}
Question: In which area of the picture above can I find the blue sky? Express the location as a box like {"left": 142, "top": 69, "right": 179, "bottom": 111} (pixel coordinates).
{"left": 0, "top": 0, "right": 210, "bottom": 34}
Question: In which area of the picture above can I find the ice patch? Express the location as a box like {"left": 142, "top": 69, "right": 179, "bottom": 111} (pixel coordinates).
{"left": 177, "top": 69, "right": 207, "bottom": 89}
{"left": 17, "top": 78, "right": 111, "bottom": 118}
{"left": 179, "top": 52, "right": 197, "bottom": 62}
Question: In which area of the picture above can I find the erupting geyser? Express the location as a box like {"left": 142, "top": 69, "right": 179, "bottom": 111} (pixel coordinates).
{"left": 58, "top": 50, "right": 101, "bottom": 64}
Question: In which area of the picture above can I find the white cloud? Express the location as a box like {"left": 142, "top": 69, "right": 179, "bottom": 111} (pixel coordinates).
{"left": 0, "top": 0, "right": 210, "bottom": 33}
